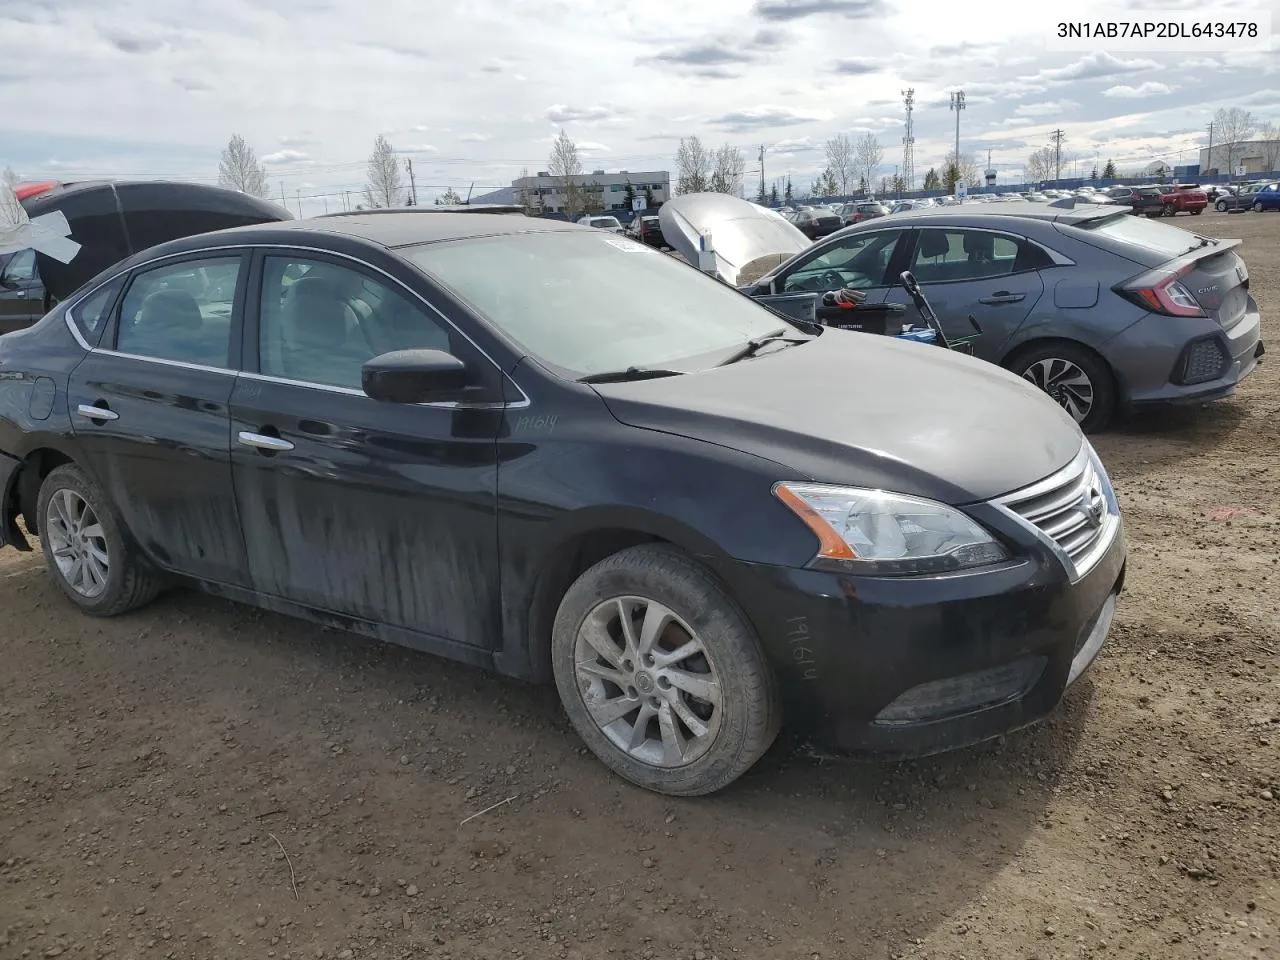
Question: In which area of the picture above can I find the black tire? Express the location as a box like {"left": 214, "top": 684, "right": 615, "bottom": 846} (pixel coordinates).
{"left": 36, "top": 463, "right": 162, "bottom": 616}
{"left": 1216, "top": 200, "right": 1228, "bottom": 212}
{"left": 1190, "top": 207, "right": 1202, "bottom": 215}
{"left": 1008, "top": 342, "right": 1116, "bottom": 434}
{"left": 1253, "top": 201, "right": 1263, "bottom": 212}
{"left": 551, "top": 544, "right": 780, "bottom": 796}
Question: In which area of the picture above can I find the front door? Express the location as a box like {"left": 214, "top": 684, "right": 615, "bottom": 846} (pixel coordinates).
{"left": 66, "top": 252, "right": 252, "bottom": 586}
{"left": 769, "top": 228, "right": 908, "bottom": 326}
{"left": 228, "top": 251, "right": 505, "bottom": 649}
{"left": 0, "top": 249, "right": 45, "bottom": 333}
{"left": 881, "top": 227, "right": 1045, "bottom": 358}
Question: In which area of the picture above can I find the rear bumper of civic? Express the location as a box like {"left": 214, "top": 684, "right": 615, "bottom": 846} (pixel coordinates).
{"left": 720, "top": 520, "right": 1127, "bottom": 759}
{"left": 1109, "top": 306, "right": 1263, "bottom": 409}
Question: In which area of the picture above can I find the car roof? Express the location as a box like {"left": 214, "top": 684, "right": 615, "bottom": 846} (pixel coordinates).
{"left": 842, "top": 200, "right": 1125, "bottom": 230}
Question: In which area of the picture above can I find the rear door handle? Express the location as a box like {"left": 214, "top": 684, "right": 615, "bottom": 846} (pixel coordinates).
{"left": 76, "top": 404, "right": 118, "bottom": 422}
{"left": 979, "top": 292, "right": 1025, "bottom": 304}
{"left": 238, "top": 431, "right": 294, "bottom": 452}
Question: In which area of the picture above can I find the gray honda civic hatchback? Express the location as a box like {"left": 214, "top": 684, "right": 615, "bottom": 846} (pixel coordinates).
{"left": 739, "top": 202, "right": 1264, "bottom": 432}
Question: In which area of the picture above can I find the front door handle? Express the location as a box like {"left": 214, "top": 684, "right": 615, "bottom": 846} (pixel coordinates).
{"left": 76, "top": 404, "right": 118, "bottom": 422}
{"left": 15, "top": 290, "right": 26, "bottom": 299}
{"left": 238, "top": 431, "right": 294, "bottom": 452}
{"left": 979, "top": 292, "right": 1026, "bottom": 304}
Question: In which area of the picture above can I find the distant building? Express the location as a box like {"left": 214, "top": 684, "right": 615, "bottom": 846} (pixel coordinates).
{"left": 511, "top": 169, "right": 670, "bottom": 214}
{"left": 1199, "top": 140, "right": 1280, "bottom": 175}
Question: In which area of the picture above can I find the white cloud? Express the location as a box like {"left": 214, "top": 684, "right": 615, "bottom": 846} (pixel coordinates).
{"left": 261, "top": 149, "right": 311, "bottom": 164}
{"left": 1103, "top": 82, "right": 1175, "bottom": 98}
{"left": 0, "top": 0, "right": 1271, "bottom": 214}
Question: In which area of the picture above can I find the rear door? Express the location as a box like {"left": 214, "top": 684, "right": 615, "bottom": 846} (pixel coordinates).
{"left": 0, "top": 249, "right": 45, "bottom": 332}
{"left": 880, "top": 226, "right": 1046, "bottom": 357}
{"left": 66, "top": 251, "right": 251, "bottom": 587}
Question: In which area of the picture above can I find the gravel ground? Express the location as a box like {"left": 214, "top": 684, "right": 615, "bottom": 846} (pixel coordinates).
{"left": 0, "top": 210, "right": 1276, "bottom": 960}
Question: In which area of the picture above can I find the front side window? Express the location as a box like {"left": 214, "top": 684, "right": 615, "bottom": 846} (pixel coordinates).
{"left": 115, "top": 256, "right": 242, "bottom": 367}
{"left": 780, "top": 230, "right": 903, "bottom": 293}
{"left": 258, "top": 256, "right": 452, "bottom": 390}
{"left": 910, "top": 229, "right": 1021, "bottom": 283}
{"left": 404, "top": 231, "right": 806, "bottom": 379}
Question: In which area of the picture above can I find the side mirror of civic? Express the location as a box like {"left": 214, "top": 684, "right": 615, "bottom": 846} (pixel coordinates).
{"left": 361, "top": 349, "right": 470, "bottom": 404}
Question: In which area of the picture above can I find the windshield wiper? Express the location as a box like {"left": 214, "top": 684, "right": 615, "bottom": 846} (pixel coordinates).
{"left": 716, "top": 329, "right": 809, "bottom": 366}
{"left": 579, "top": 367, "right": 686, "bottom": 384}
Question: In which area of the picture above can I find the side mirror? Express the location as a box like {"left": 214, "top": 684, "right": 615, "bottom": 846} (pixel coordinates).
{"left": 361, "top": 349, "right": 469, "bottom": 404}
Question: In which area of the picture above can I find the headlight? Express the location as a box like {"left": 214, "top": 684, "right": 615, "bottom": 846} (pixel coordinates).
{"left": 774, "top": 482, "right": 1011, "bottom": 576}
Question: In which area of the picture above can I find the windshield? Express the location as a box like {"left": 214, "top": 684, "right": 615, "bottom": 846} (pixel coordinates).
{"left": 1075, "top": 211, "right": 1207, "bottom": 257}
{"left": 404, "top": 231, "right": 807, "bottom": 378}
{"left": 590, "top": 217, "right": 621, "bottom": 228}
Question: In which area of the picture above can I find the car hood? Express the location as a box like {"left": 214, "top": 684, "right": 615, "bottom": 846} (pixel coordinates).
{"left": 593, "top": 329, "right": 1083, "bottom": 504}
{"left": 659, "top": 193, "right": 810, "bottom": 287}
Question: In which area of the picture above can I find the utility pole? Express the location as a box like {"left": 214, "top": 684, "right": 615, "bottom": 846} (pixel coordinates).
{"left": 295, "top": 189, "right": 302, "bottom": 218}
{"left": 1049, "top": 128, "right": 1066, "bottom": 182}
{"left": 406, "top": 158, "right": 418, "bottom": 206}
{"left": 1206, "top": 121, "right": 1215, "bottom": 175}
{"left": 344, "top": 190, "right": 352, "bottom": 212}
{"left": 279, "top": 180, "right": 286, "bottom": 206}
{"left": 322, "top": 195, "right": 329, "bottom": 214}
{"left": 949, "top": 90, "right": 965, "bottom": 187}
{"left": 901, "top": 88, "right": 915, "bottom": 192}
{"left": 758, "top": 144, "right": 766, "bottom": 203}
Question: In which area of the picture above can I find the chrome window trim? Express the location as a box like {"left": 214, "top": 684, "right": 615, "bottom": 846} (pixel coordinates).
{"left": 64, "top": 241, "right": 532, "bottom": 411}
{"left": 989, "top": 441, "right": 1121, "bottom": 584}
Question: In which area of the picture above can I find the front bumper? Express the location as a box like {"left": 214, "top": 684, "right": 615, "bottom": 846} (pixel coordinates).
{"left": 721, "top": 516, "right": 1127, "bottom": 759}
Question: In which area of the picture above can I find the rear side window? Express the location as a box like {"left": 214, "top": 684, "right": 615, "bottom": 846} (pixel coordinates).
{"left": 70, "top": 276, "right": 125, "bottom": 346}
{"left": 115, "top": 256, "right": 243, "bottom": 368}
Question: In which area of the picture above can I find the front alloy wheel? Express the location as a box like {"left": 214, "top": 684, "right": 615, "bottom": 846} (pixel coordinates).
{"left": 574, "top": 596, "right": 723, "bottom": 768}
{"left": 551, "top": 544, "right": 780, "bottom": 796}
{"left": 1022, "top": 357, "right": 1095, "bottom": 423}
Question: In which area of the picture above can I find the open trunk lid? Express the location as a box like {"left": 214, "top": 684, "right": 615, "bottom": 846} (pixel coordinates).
{"left": 658, "top": 193, "right": 810, "bottom": 286}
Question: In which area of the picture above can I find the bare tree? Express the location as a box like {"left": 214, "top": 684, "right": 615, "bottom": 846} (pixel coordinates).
{"left": 709, "top": 144, "right": 746, "bottom": 196}
{"left": 1254, "top": 121, "right": 1280, "bottom": 172}
{"left": 548, "top": 129, "right": 585, "bottom": 217}
{"left": 853, "top": 133, "right": 883, "bottom": 195}
{"left": 217, "top": 134, "right": 269, "bottom": 198}
{"left": 1025, "top": 146, "right": 1055, "bottom": 183}
{"left": 824, "top": 134, "right": 855, "bottom": 194}
{"left": 675, "top": 136, "right": 711, "bottom": 194}
{"left": 1, "top": 166, "right": 25, "bottom": 228}
{"left": 364, "top": 135, "right": 405, "bottom": 208}
{"left": 1214, "top": 106, "right": 1256, "bottom": 175}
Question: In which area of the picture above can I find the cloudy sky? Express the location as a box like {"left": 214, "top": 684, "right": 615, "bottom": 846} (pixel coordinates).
{"left": 2, "top": 0, "right": 1277, "bottom": 214}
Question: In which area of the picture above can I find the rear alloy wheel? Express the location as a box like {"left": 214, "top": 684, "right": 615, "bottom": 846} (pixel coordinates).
{"left": 551, "top": 544, "right": 779, "bottom": 796}
{"left": 1012, "top": 343, "right": 1116, "bottom": 433}
{"left": 37, "top": 464, "right": 162, "bottom": 616}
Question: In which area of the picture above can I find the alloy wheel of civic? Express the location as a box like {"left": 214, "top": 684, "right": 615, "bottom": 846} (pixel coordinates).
{"left": 1022, "top": 357, "right": 1094, "bottom": 424}
{"left": 45, "top": 488, "right": 110, "bottom": 599}
{"left": 573, "top": 595, "right": 723, "bottom": 768}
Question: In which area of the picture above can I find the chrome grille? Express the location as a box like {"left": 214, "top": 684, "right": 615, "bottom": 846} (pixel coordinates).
{"left": 993, "top": 444, "right": 1119, "bottom": 581}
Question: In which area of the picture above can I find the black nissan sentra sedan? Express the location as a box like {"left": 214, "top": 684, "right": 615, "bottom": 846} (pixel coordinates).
{"left": 0, "top": 213, "right": 1125, "bottom": 796}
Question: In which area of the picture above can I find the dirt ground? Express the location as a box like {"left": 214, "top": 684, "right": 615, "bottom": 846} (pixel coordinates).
{"left": 1, "top": 210, "right": 1277, "bottom": 960}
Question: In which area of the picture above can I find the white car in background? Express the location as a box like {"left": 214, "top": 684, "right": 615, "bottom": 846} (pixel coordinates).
{"left": 576, "top": 215, "right": 625, "bottom": 233}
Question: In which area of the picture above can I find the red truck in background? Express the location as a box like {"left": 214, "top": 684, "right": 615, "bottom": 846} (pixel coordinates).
{"left": 1159, "top": 183, "right": 1209, "bottom": 216}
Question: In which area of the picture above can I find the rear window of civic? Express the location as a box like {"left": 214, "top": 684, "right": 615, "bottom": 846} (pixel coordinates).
{"left": 1075, "top": 212, "right": 1204, "bottom": 257}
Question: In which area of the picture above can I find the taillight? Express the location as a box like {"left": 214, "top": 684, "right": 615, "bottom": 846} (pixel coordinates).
{"left": 1117, "top": 262, "right": 1206, "bottom": 318}
{"left": 14, "top": 180, "right": 58, "bottom": 202}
